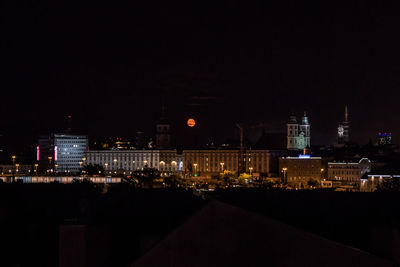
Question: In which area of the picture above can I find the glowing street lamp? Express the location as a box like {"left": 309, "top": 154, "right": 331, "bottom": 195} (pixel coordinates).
{"left": 282, "top": 167, "right": 288, "bottom": 184}
{"left": 193, "top": 163, "right": 198, "bottom": 176}
{"left": 48, "top": 156, "right": 53, "bottom": 173}
{"left": 249, "top": 167, "right": 253, "bottom": 175}
{"left": 34, "top": 163, "right": 38, "bottom": 174}
{"left": 220, "top": 162, "right": 225, "bottom": 171}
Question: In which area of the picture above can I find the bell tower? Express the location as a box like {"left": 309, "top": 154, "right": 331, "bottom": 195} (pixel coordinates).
{"left": 156, "top": 103, "right": 171, "bottom": 149}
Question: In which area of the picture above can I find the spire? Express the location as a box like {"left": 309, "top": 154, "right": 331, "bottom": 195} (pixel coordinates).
{"left": 301, "top": 111, "right": 309, "bottom": 125}
{"left": 159, "top": 97, "right": 168, "bottom": 123}
{"left": 161, "top": 102, "right": 166, "bottom": 120}
{"left": 345, "top": 105, "right": 348, "bottom": 122}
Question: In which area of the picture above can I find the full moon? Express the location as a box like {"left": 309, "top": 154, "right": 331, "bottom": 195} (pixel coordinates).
{"left": 187, "top": 118, "right": 196, "bottom": 127}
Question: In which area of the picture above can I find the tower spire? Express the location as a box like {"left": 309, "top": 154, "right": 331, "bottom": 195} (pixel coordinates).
{"left": 160, "top": 96, "right": 167, "bottom": 121}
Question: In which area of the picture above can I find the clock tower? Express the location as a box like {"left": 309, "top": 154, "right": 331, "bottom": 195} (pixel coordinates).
{"left": 156, "top": 104, "right": 171, "bottom": 149}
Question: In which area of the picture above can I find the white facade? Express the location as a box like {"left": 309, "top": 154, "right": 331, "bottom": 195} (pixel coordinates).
{"left": 54, "top": 134, "right": 88, "bottom": 173}
{"left": 287, "top": 113, "right": 311, "bottom": 150}
{"left": 328, "top": 158, "right": 371, "bottom": 186}
{"left": 85, "top": 150, "right": 181, "bottom": 176}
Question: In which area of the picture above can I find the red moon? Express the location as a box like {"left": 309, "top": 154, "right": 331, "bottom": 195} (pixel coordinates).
{"left": 187, "top": 118, "right": 196, "bottom": 127}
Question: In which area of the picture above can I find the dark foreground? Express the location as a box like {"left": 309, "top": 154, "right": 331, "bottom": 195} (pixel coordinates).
{"left": 0, "top": 184, "right": 399, "bottom": 266}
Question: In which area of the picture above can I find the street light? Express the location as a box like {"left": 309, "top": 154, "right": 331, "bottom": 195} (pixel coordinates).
{"left": 249, "top": 167, "right": 253, "bottom": 176}
{"left": 220, "top": 162, "right": 225, "bottom": 172}
{"left": 34, "top": 163, "right": 38, "bottom": 174}
{"left": 282, "top": 167, "right": 288, "bottom": 184}
{"left": 15, "top": 164, "right": 19, "bottom": 174}
{"left": 11, "top": 155, "right": 17, "bottom": 182}
{"left": 105, "top": 163, "right": 108, "bottom": 174}
{"left": 193, "top": 163, "right": 198, "bottom": 176}
{"left": 48, "top": 156, "right": 53, "bottom": 173}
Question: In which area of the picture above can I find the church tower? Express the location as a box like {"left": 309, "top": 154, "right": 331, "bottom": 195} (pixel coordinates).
{"left": 299, "top": 111, "right": 311, "bottom": 148}
{"left": 338, "top": 105, "right": 350, "bottom": 144}
{"left": 156, "top": 104, "right": 171, "bottom": 149}
{"left": 287, "top": 115, "right": 298, "bottom": 150}
{"left": 287, "top": 112, "right": 311, "bottom": 150}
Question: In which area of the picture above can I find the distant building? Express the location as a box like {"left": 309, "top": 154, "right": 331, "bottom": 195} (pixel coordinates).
{"left": 337, "top": 105, "right": 350, "bottom": 145}
{"left": 0, "top": 164, "right": 32, "bottom": 175}
{"left": 183, "top": 149, "right": 282, "bottom": 178}
{"left": 327, "top": 158, "right": 371, "bottom": 187}
{"left": 38, "top": 134, "right": 88, "bottom": 174}
{"left": 377, "top": 132, "right": 392, "bottom": 146}
{"left": 287, "top": 112, "right": 311, "bottom": 150}
{"left": 100, "top": 137, "right": 135, "bottom": 150}
{"left": 360, "top": 163, "right": 400, "bottom": 192}
{"left": 360, "top": 174, "right": 400, "bottom": 192}
{"left": 279, "top": 155, "right": 327, "bottom": 188}
{"left": 156, "top": 104, "right": 172, "bottom": 149}
{"left": 85, "top": 149, "right": 181, "bottom": 176}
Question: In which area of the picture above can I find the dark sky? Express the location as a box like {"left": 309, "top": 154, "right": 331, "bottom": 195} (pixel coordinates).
{"left": 2, "top": 1, "right": 400, "bottom": 153}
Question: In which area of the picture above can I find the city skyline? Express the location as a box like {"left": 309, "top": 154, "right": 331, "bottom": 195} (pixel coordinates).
{"left": 2, "top": 1, "right": 400, "bottom": 151}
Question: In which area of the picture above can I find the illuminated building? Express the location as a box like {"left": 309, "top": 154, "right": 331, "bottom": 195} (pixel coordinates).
{"left": 337, "top": 105, "right": 350, "bottom": 144}
{"left": 327, "top": 158, "right": 371, "bottom": 188}
{"left": 38, "top": 134, "right": 88, "bottom": 174}
{"left": 0, "top": 164, "right": 32, "bottom": 175}
{"left": 360, "top": 174, "right": 399, "bottom": 192}
{"left": 182, "top": 149, "right": 280, "bottom": 177}
{"left": 279, "top": 156, "right": 327, "bottom": 188}
{"left": 100, "top": 137, "right": 135, "bottom": 150}
{"left": 377, "top": 132, "right": 392, "bottom": 146}
{"left": 85, "top": 150, "right": 182, "bottom": 176}
{"left": 287, "top": 112, "right": 311, "bottom": 150}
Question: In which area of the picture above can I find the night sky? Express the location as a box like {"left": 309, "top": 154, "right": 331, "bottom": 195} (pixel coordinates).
{"left": 2, "top": 1, "right": 400, "bottom": 154}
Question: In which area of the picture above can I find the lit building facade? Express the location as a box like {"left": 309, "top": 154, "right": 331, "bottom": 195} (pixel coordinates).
{"left": 0, "top": 164, "right": 32, "bottom": 175}
{"left": 38, "top": 134, "right": 88, "bottom": 174}
{"left": 377, "top": 133, "right": 392, "bottom": 146}
{"left": 287, "top": 112, "right": 311, "bottom": 150}
{"left": 54, "top": 134, "right": 88, "bottom": 173}
{"left": 327, "top": 158, "right": 371, "bottom": 187}
{"left": 182, "top": 149, "right": 280, "bottom": 177}
{"left": 85, "top": 150, "right": 182, "bottom": 176}
{"left": 279, "top": 156, "right": 326, "bottom": 188}
{"left": 360, "top": 174, "right": 400, "bottom": 192}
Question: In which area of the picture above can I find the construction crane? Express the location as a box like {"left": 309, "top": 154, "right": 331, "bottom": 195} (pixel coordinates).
{"left": 235, "top": 123, "right": 245, "bottom": 173}
{"left": 236, "top": 122, "right": 268, "bottom": 174}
